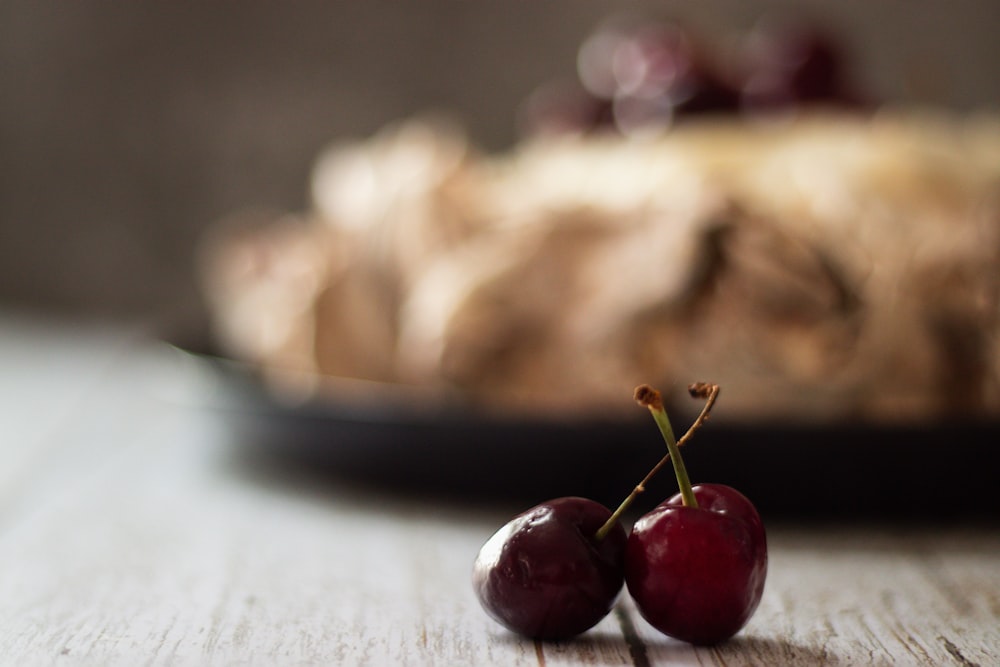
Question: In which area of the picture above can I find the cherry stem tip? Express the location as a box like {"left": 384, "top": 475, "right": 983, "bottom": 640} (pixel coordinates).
{"left": 594, "top": 382, "right": 720, "bottom": 541}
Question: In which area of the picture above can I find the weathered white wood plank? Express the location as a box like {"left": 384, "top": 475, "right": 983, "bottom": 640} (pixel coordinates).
{"left": 0, "top": 315, "right": 169, "bottom": 543}
{"left": 0, "top": 316, "right": 997, "bottom": 665}
{"left": 691, "top": 530, "right": 1000, "bottom": 667}
{"left": 0, "top": 314, "right": 132, "bottom": 503}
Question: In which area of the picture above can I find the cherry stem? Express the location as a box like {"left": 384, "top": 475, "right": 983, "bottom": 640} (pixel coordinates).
{"left": 650, "top": 395, "right": 698, "bottom": 509}
{"left": 594, "top": 383, "right": 720, "bottom": 541}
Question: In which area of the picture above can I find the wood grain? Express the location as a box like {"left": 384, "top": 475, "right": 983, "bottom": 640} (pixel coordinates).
{"left": 1, "top": 315, "right": 998, "bottom": 665}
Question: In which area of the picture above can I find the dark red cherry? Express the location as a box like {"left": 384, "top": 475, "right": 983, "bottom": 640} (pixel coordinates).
{"left": 472, "top": 497, "right": 627, "bottom": 640}
{"left": 529, "top": 17, "right": 755, "bottom": 138}
{"left": 626, "top": 483, "right": 768, "bottom": 645}
{"left": 739, "top": 20, "right": 864, "bottom": 113}
{"left": 609, "top": 22, "right": 739, "bottom": 127}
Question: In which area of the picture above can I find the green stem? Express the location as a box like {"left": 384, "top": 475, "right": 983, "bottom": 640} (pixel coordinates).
{"left": 650, "top": 404, "right": 698, "bottom": 509}
{"left": 594, "top": 450, "right": 672, "bottom": 541}
{"left": 593, "top": 383, "right": 720, "bottom": 541}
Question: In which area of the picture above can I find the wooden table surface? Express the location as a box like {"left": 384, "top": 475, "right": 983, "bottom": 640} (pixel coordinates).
{"left": 1, "top": 311, "right": 997, "bottom": 666}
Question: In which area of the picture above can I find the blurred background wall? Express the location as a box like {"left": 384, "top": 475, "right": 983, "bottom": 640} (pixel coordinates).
{"left": 2, "top": 1, "right": 999, "bottom": 334}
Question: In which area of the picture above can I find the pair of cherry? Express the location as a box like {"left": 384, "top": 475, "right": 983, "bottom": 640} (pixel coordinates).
{"left": 472, "top": 384, "right": 767, "bottom": 646}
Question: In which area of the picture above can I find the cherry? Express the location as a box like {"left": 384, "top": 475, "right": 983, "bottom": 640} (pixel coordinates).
{"left": 472, "top": 496, "right": 627, "bottom": 640}
{"left": 625, "top": 385, "right": 767, "bottom": 645}
{"left": 739, "top": 20, "right": 861, "bottom": 113}
{"left": 626, "top": 485, "right": 767, "bottom": 645}
{"left": 575, "top": 19, "right": 740, "bottom": 136}
{"left": 472, "top": 382, "right": 762, "bottom": 644}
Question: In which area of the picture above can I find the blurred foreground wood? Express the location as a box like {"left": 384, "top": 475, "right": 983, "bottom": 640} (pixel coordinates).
{"left": 0, "top": 312, "right": 997, "bottom": 665}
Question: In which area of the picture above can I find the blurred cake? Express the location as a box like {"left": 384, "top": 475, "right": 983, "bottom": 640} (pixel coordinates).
{"left": 198, "top": 18, "right": 1000, "bottom": 421}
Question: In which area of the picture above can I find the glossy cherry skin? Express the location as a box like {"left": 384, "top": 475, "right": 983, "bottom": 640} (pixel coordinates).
{"left": 473, "top": 497, "right": 627, "bottom": 640}
{"left": 625, "top": 484, "right": 767, "bottom": 645}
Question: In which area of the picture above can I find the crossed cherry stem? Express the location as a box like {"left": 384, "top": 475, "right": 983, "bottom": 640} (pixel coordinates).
{"left": 594, "top": 382, "right": 720, "bottom": 541}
